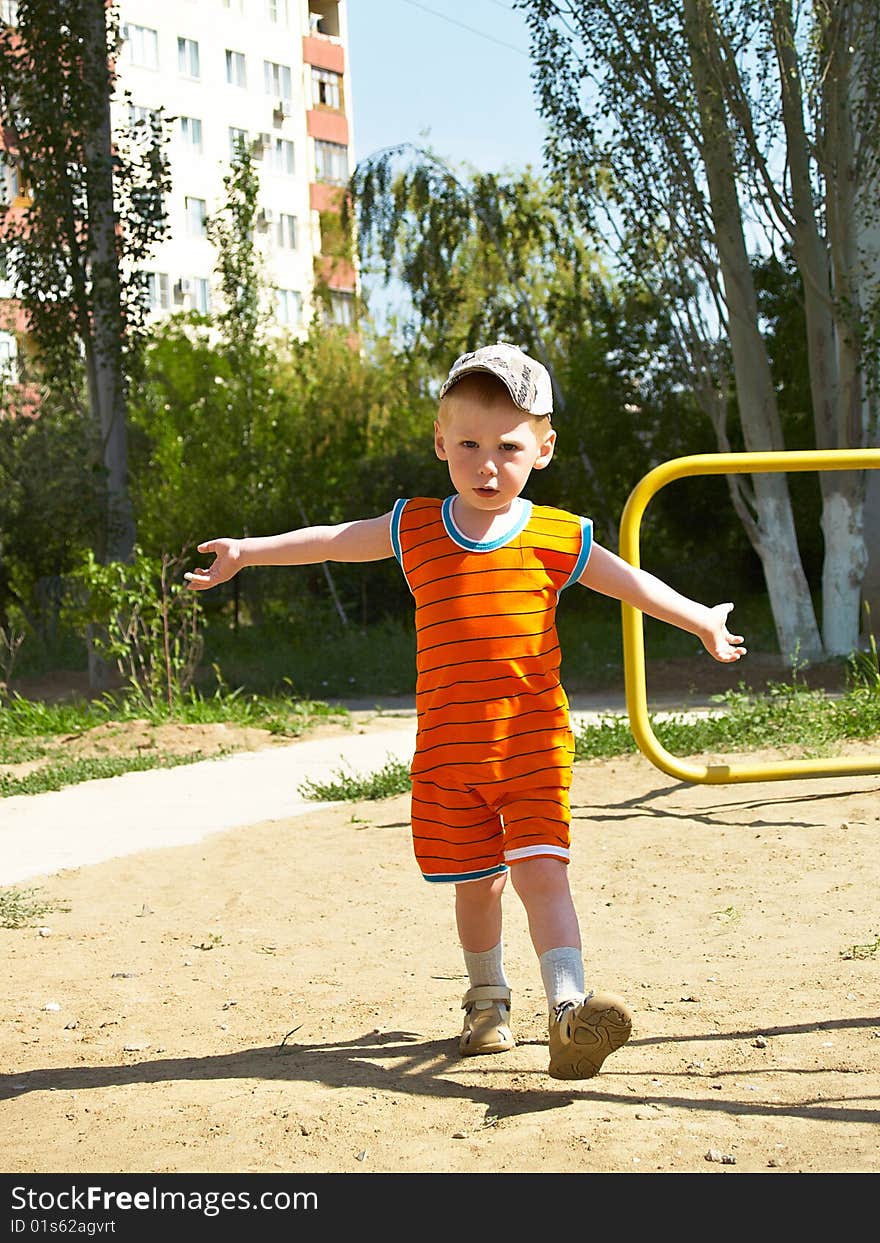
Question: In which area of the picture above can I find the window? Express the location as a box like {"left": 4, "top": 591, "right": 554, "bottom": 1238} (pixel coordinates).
{"left": 146, "top": 272, "right": 170, "bottom": 311}
{"left": 275, "top": 288, "right": 301, "bottom": 326}
{"left": 125, "top": 24, "right": 159, "bottom": 70}
{"left": 314, "top": 139, "right": 347, "bottom": 184}
{"left": 329, "top": 291, "right": 355, "bottom": 328}
{"left": 225, "top": 48, "right": 247, "bottom": 87}
{"left": 185, "top": 196, "right": 207, "bottom": 237}
{"left": 276, "top": 212, "right": 297, "bottom": 249}
{"left": 223, "top": 0, "right": 245, "bottom": 11}
{"left": 192, "top": 278, "right": 211, "bottom": 314}
{"left": 2, "top": 160, "right": 27, "bottom": 202}
{"left": 268, "top": 138, "right": 294, "bottom": 175}
{"left": 266, "top": 0, "right": 288, "bottom": 23}
{"left": 229, "top": 126, "right": 249, "bottom": 160}
{"left": 309, "top": 5, "right": 340, "bottom": 38}
{"left": 177, "top": 36, "right": 200, "bottom": 78}
{"left": 179, "top": 117, "right": 203, "bottom": 153}
{"left": 263, "top": 60, "right": 292, "bottom": 100}
{"left": 0, "top": 332, "right": 18, "bottom": 384}
{"left": 128, "top": 102, "right": 158, "bottom": 129}
{"left": 312, "top": 67, "right": 341, "bottom": 110}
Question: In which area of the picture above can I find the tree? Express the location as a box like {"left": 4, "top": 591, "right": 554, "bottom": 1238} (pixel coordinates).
{"left": 349, "top": 144, "right": 688, "bottom": 544}
{"left": 518, "top": 0, "right": 880, "bottom": 659}
{"left": 0, "top": 0, "right": 170, "bottom": 563}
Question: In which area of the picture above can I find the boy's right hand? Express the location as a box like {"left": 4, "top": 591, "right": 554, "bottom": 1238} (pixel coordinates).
{"left": 184, "top": 539, "right": 243, "bottom": 590}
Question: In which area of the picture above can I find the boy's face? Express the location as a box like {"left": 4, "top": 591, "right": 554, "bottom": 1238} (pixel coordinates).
{"left": 434, "top": 394, "right": 556, "bottom": 514}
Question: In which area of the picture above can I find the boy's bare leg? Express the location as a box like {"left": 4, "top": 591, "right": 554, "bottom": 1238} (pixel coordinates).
{"left": 454, "top": 872, "right": 507, "bottom": 952}
{"left": 510, "top": 856, "right": 632, "bottom": 1079}
{"left": 508, "top": 856, "right": 580, "bottom": 954}
{"left": 454, "top": 873, "right": 514, "bottom": 1055}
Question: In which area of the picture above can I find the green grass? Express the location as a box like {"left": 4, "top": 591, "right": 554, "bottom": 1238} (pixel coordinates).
{"left": 574, "top": 681, "right": 880, "bottom": 762}
{"left": 0, "top": 685, "right": 344, "bottom": 737}
{"left": 0, "top": 885, "right": 67, "bottom": 929}
{"left": 298, "top": 755, "right": 412, "bottom": 802}
{"left": 0, "top": 682, "right": 348, "bottom": 797}
{"left": 841, "top": 933, "right": 880, "bottom": 960}
{"left": 0, "top": 750, "right": 212, "bottom": 797}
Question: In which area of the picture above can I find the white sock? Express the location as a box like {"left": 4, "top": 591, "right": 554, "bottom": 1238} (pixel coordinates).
{"left": 539, "top": 946, "right": 585, "bottom": 1010}
{"left": 463, "top": 941, "right": 508, "bottom": 989}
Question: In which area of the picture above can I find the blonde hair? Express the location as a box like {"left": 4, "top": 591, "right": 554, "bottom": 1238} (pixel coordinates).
{"left": 437, "top": 371, "right": 551, "bottom": 429}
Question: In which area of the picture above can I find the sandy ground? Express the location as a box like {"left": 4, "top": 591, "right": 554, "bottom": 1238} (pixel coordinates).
{"left": 2, "top": 672, "right": 879, "bottom": 1184}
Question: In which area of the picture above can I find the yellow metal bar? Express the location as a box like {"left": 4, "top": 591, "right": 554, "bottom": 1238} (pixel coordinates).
{"left": 617, "top": 449, "right": 880, "bottom": 784}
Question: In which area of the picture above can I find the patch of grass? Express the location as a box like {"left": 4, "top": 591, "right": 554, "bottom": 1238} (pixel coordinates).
{"left": 0, "top": 886, "right": 66, "bottom": 929}
{"left": 109, "top": 683, "right": 346, "bottom": 737}
{"left": 841, "top": 933, "right": 880, "bottom": 960}
{"left": 0, "top": 750, "right": 211, "bottom": 797}
{"left": 298, "top": 755, "right": 412, "bottom": 802}
{"left": 0, "top": 683, "right": 345, "bottom": 739}
{"left": 574, "top": 680, "right": 880, "bottom": 763}
{"left": 0, "top": 736, "right": 52, "bottom": 765}
{"left": 0, "top": 695, "right": 109, "bottom": 739}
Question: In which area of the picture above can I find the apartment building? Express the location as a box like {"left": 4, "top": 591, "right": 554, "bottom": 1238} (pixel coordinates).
{"left": 120, "top": 0, "right": 355, "bottom": 325}
{"left": 0, "top": 0, "right": 356, "bottom": 380}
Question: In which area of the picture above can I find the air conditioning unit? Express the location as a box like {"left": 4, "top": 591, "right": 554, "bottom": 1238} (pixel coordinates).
{"left": 256, "top": 208, "right": 274, "bottom": 230}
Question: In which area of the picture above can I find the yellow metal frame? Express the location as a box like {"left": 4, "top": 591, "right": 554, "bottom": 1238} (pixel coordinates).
{"left": 618, "top": 448, "right": 880, "bottom": 783}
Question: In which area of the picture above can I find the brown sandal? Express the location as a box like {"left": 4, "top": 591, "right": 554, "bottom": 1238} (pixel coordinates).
{"left": 459, "top": 985, "right": 515, "bottom": 1056}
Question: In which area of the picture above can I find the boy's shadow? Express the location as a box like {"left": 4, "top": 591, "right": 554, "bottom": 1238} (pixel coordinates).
{"left": 1, "top": 1029, "right": 572, "bottom": 1123}
{"left": 4, "top": 1015, "right": 879, "bottom": 1126}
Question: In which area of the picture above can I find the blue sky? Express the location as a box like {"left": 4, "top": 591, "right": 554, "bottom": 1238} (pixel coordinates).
{"left": 346, "top": 0, "right": 548, "bottom": 176}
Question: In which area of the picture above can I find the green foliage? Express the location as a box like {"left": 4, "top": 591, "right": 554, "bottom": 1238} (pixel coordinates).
{"left": 574, "top": 680, "right": 880, "bottom": 763}
{"left": 0, "top": 749, "right": 208, "bottom": 797}
{"left": 0, "top": 1, "right": 170, "bottom": 395}
{"left": 350, "top": 144, "right": 598, "bottom": 369}
{"left": 0, "top": 396, "right": 104, "bottom": 635}
{"left": 0, "top": 621, "right": 24, "bottom": 699}
{"left": 0, "top": 681, "right": 343, "bottom": 741}
{"left": 0, "top": 2, "right": 172, "bottom": 561}
{"left": 298, "top": 755, "right": 412, "bottom": 802}
{"left": 207, "top": 145, "right": 266, "bottom": 358}
{"left": 847, "top": 605, "right": 880, "bottom": 692}
{"left": 129, "top": 320, "right": 439, "bottom": 626}
{"left": 0, "top": 885, "right": 62, "bottom": 929}
{"left": 65, "top": 546, "right": 204, "bottom": 711}
{"left": 842, "top": 933, "right": 880, "bottom": 960}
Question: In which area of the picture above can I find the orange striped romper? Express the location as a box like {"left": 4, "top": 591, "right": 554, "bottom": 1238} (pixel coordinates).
{"left": 391, "top": 494, "right": 593, "bottom": 884}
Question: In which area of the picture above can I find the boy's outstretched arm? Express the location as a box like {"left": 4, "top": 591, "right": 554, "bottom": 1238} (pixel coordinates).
{"left": 578, "top": 543, "right": 746, "bottom": 663}
{"left": 184, "top": 512, "right": 394, "bottom": 591}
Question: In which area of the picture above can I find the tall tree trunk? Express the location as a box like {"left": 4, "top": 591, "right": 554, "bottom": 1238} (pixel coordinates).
{"left": 772, "top": 0, "right": 866, "bottom": 656}
{"left": 82, "top": 1, "right": 135, "bottom": 692}
{"left": 82, "top": 0, "right": 135, "bottom": 567}
{"left": 818, "top": 1, "right": 869, "bottom": 654}
{"left": 685, "top": 0, "right": 824, "bottom": 662}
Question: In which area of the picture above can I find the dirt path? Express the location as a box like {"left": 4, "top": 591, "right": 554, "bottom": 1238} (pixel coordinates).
{"left": 3, "top": 717, "right": 879, "bottom": 1180}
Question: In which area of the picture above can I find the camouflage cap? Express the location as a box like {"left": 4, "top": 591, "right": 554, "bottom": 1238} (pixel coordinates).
{"left": 439, "top": 342, "right": 553, "bottom": 418}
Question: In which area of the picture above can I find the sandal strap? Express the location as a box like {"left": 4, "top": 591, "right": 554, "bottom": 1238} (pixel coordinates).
{"left": 461, "top": 985, "right": 512, "bottom": 1009}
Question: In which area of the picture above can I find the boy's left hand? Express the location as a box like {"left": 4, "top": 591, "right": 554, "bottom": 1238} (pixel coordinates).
{"left": 703, "top": 603, "right": 747, "bottom": 663}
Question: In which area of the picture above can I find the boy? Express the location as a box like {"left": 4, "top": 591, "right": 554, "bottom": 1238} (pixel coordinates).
{"left": 185, "top": 342, "right": 746, "bottom": 1080}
